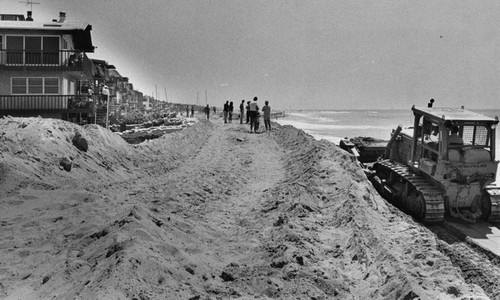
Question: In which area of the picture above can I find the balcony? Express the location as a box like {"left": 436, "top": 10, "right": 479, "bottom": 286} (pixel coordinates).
{"left": 0, "top": 49, "right": 94, "bottom": 76}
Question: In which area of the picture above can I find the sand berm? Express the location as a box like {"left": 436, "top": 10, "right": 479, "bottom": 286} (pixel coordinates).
{"left": 0, "top": 116, "right": 490, "bottom": 299}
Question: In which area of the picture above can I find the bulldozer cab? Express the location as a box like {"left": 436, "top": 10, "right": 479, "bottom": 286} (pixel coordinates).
{"left": 410, "top": 106, "right": 498, "bottom": 180}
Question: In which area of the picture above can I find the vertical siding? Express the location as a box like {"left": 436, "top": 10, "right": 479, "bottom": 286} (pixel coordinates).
{"left": 0, "top": 95, "right": 67, "bottom": 110}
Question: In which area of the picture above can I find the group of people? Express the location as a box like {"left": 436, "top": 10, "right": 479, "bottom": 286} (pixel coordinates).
{"left": 222, "top": 101, "right": 235, "bottom": 123}
{"left": 202, "top": 96, "right": 272, "bottom": 133}
{"left": 222, "top": 97, "right": 271, "bottom": 133}
{"left": 185, "top": 105, "right": 195, "bottom": 118}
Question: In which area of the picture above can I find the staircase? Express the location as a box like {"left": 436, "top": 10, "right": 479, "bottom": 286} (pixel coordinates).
{"left": 95, "top": 108, "right": 107, "bottom": 127}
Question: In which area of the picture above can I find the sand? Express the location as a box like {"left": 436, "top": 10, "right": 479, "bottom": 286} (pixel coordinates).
{"left": 0, "top": 115, "right": 494, "bottom": 299}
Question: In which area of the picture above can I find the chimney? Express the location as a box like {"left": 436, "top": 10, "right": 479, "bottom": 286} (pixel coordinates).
{"left": 26, "top": 11, "right": 33, "bottom": 21}
{"left": 58, "top": 11, "right": 66, "bottom": 23}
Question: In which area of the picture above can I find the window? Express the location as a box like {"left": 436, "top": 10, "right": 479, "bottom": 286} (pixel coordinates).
{"left": 5, "top": 35, "right": 59, "bottom": 65}
{"left": 463, "top": 125, "right": 490, "bottom": 147}
{"left": 25, "top": 36, "right": 42, "bottom": 64}
{"left": 12, "top": 78, "right": 27, "bottom": 94}
{"left": 11, "top": 77, "right": 59, "bottom": 94}
{"left": 6, "top": 36, "right": 23, "bottom": 64}
{"left": 43, "top": 36, "right": 59, "bottom": 64}
{"left": 44, "top": 78, "right": 59, "bottom": 94}
{"left": 1, "top": 15, "right": 23, "bottom": 21}
{"left": 28, "top": 78, "right": 43, "bottom": 94}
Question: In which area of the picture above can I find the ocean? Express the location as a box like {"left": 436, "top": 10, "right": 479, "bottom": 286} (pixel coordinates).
{"left": 276, "top": 108, "right": 500, "bottom": 183}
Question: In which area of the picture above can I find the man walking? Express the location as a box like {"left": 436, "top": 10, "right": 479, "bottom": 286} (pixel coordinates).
{"left": 262, "top": 100, "right": 271, "bottom": 131}
{"left": 204, "top": 104, "right": 210, "bottom": 120}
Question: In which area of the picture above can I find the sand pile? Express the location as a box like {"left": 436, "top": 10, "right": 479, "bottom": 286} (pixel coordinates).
{"left": 0, "top": 117, "right": 490, "bottom": 299}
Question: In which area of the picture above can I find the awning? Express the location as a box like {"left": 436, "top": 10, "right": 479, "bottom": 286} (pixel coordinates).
{"left": 73, "top": 25, "right": 94, "bottom": 52}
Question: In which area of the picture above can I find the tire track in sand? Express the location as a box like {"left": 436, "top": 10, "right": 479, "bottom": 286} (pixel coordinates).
{"left": 148, "top": 122, "right": 286, "bottom": 274}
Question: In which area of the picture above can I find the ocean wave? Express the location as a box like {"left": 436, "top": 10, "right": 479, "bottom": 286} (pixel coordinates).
{"left": 317, "top": 110, "right": 351, "bottom": 114}
{"left": 277, "top": 120, "right": 388, "bottom": 130}
{"left": 289, "top": 110, "right": 350, "bottom": 117}
{"left": 318, "top": 116, "right": 339, "bottom": 123}
{"left": 287, "top": 112, "right": 345, "bottom": 124}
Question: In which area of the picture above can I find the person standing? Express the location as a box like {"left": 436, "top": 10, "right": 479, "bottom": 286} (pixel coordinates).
{"left": 186, "top": 105, "right": 190, "bottom": 117}
{"left": 448, "top": 125, "right": 463, "bottom": 145}
{"left": 245, "top": 101, "right": 251, "bottom": 124}
{"left": 239, "top": 100, "right": 245, "bottom": 124}
{"left": 249, "top": 96, "right": 259, "bottom": 133}
{"left": 228, "top": 101, "right": 234, "bottom": 123}
{"left": 223, "top": 101, "right": 229, "bottom": 124}
{"left": 204, "top": 104, "right": 210, "bottom": 120}
{"left": 262, "top": 100, "right": 271, "bottom": 131}
{"left": 255, "top": 111, "right": 261, "bottom": 133}
{"left": 191, "top": 106, "right": 195, "bottom": 117}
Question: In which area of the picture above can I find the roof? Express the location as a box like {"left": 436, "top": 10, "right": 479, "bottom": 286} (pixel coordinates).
{"left": 0, "top": 20, "right": 91, "bottom": 31}
{"left": 413, "top": 106, "right": 499, "bottom": 123}
{"left": 0, "top": 20, "right": 94, "bottom": 52}
{"left": 108, "top": 69, "right": 122, "bottom": 77}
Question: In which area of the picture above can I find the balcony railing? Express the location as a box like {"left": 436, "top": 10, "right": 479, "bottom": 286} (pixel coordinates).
{"left": 0, "top": 49, "right": 93, "bottom": 74}
{"left": 0, "top": 94, "right": 106, "bottom": 111}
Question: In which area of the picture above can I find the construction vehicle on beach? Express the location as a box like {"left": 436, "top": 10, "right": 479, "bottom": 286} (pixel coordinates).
{"left": 343, "top": 106, "right": 500, "bottom": 223}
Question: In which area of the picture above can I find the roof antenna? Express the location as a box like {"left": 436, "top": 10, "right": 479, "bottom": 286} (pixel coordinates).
{"left": 19, "top": 0, "right": 40, "bottom": 11}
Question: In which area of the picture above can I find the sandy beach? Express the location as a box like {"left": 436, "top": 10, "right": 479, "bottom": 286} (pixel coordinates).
{"left": 0, "top": 115, "right": 496, "bottom": 299}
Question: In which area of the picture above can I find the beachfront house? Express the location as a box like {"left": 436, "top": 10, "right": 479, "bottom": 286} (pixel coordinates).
{"left": 106, "top": 68, "right": 130, "bottom": 116}
{"left": 0, "top": 10, "right": 105, "bottom": 125}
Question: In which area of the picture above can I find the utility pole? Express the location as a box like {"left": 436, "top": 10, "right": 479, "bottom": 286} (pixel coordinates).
{"left": 102, "top": 85, "right": 110, "bottom": 129}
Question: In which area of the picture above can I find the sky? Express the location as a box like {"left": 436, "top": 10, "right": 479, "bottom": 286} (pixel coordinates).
{"left": 2, "top": 0, "right": 500, "bottom": 110}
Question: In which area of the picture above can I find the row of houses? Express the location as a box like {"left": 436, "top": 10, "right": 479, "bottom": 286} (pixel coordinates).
{"left": 0, "top": 10, "right": 161, "bottom": 126}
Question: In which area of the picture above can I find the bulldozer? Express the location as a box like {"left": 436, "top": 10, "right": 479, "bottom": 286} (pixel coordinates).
{"left": 367, "top": 106, "right": 499, "bottom": 223}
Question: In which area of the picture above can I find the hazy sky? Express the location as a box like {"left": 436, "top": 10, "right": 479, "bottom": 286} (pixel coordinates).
{"left": 2, "top": 0, "right": 500, "bottom": 110}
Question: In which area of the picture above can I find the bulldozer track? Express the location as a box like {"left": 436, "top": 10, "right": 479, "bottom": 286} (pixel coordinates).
{"left": 375, "top": 160, "right": 445, "bottom": 223}
{"left": 427, "top": 223, "right": 500, "bottom": 299}
{"left": 485, "top": 187, "right": 500, "bottom": 223}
